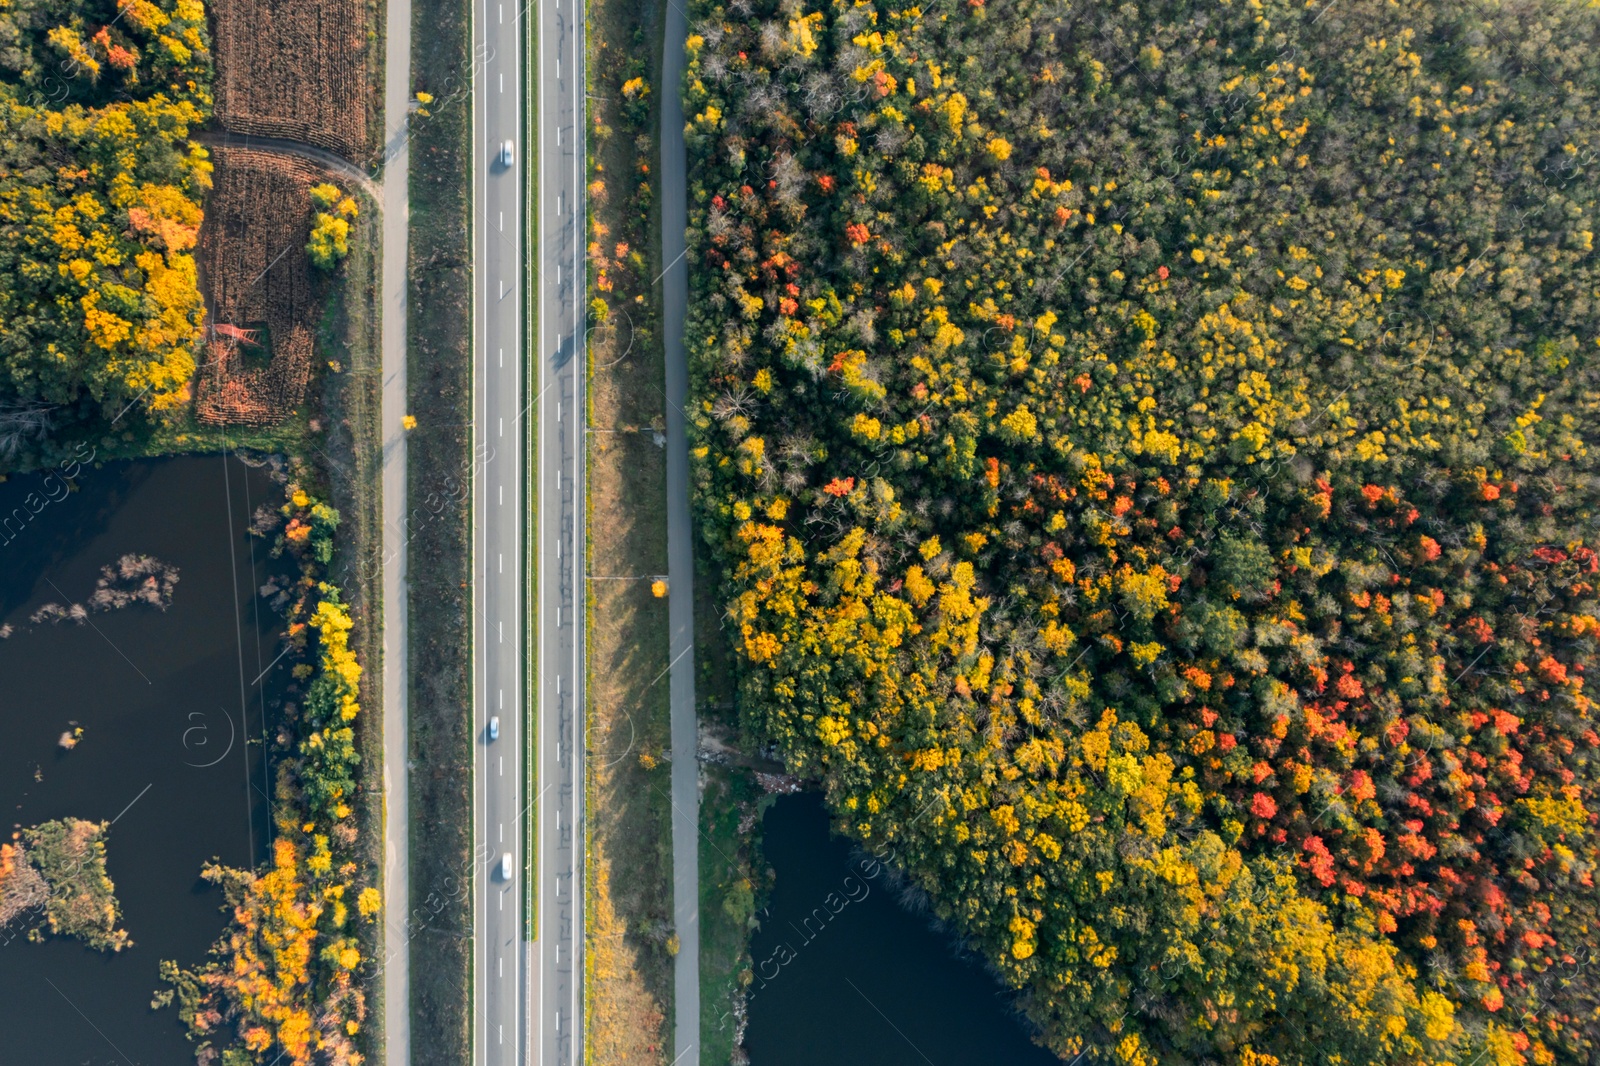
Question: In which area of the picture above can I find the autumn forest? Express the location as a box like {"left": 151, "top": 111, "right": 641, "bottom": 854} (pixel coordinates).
{"left": 0, "top": 0, "right": 214, "bottom": 455}
{"left": 682, "top": 0, "right": 1600, "bottom": 1062}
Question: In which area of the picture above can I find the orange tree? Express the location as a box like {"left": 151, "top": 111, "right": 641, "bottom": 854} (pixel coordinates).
{"left": 682, "top": 0, "right": 1600, "bottom": 1061}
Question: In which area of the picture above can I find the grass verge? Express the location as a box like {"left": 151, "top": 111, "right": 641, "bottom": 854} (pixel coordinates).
{"left": 583, "top": 0, "right": 675, "bottom": 1057}
{"left": 406, "top": 0, "right": 475, "bottom": 1054}
{"left": 584, "top": 422, "right": 673, "bottom": 1066}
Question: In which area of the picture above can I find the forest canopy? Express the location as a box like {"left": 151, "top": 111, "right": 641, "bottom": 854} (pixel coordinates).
{"left": 680, "top": 0, "right": 1600, "bottom": 1062}
{"left": 0, "top": 0, "right": 212, "bottom": 459}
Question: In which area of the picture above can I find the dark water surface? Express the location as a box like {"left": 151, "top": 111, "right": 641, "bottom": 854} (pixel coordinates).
{"left": 0, "top": 455, "right": 285, "bottom": 1065}
{"left": 745, "top": 794, "right": 1061, "bottom": 1066}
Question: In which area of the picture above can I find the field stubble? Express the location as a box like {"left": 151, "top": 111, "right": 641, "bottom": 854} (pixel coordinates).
{"left": 194, "top": 147, "right": 324, "bottom": 427}
{"left": 212, "top": 0, "right": 375, "bottom": 161}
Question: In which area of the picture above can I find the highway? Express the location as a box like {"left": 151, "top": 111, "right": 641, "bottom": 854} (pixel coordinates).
{"left": 469, "top": 0, "right": 535, "bottom": 1061}
{"left": 531, "top": 0, "right": 587, "bottom": 1056}
{"left": 470, "top": 0, "right": 587, "bottom": 1060}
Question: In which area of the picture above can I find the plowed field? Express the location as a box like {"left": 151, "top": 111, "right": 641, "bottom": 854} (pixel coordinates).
{"left": 194, "top": 147, "right": 322, "bottom": 426}
{"left": 213, "top": 0, "right": 372, "bottom": 162}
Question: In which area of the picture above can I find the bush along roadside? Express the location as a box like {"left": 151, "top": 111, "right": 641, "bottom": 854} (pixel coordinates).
{"left": 586, "top": 2, "right": 657, "bottom": 345}
{"left": 160, "top": 467, "right": 380, "bottom": 1066}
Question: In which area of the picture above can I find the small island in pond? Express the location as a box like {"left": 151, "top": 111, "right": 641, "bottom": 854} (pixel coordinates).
{"left": 0, "top": 818, "right": 130, "bottom": 953}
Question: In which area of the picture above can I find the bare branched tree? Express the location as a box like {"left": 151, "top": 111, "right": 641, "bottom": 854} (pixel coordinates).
{"left": 0, "top": 404, "right": 54, "bottom": 458}
{"left": 770, "top": 151, "right": 805, "bottom": 208}
{"left": 712, "top": 385, "right": 756, "bottom": 425}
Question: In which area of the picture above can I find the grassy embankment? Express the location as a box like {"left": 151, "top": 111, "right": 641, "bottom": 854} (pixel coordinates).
{"left": 327, "top": 10, "right": 386, "bottom": 1046}
{"left": 405, "top": 0, "right": 475, "bottom": 1054}
{"left": 316, "top": 180, "right": 386, "bottom": 1063}
{"left": 583, "top": 0, "right": 676, "bottom": 1058}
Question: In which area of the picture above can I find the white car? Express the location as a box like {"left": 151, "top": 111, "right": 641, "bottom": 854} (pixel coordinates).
{"left": 499, "top": 852, "right": 515, "bottom": 881}
{"left": 498, "top": 139, "right": 515, "bottom": 167}
{"left": 488, "top": 715, "right": 500, "bottom": 741}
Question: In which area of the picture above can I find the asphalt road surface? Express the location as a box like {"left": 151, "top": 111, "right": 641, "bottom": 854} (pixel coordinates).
{"left": 531, "top": 0, "right": 586, "bottom": 1060}
{"left": 379, "top": 0, "right": 411, "bottom": 1049}
{"left": 471, "top": 0, "right": 536, "bottom": 1060}
{"left": 660, "top": 5, "right": 700, "bottom": 1064}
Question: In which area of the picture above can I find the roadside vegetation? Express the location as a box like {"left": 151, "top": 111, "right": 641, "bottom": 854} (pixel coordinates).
{"left": 314, "top": 176, "right": 386, "bottom": 1066}
{"left": 698, "top": 763, "right": 776, "bottom": 1066}
{"left": 308, "top": 183, "right": 362, "bottom": 269}
{"left": 693, "top": 494, "right": 766, "bottom": 1066}
{"left": 684, "top": 0, "right": 1600, "bottom": 1062}
{"left": 584, "top": 0, "right": 675, "bottom": 1058}
{"left": 403, "top": 0, "right": 475, "bottom": 1053}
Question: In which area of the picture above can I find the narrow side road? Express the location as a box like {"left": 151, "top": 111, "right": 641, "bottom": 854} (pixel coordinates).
{"left": 194, "top": 131, "right": 383, "bottom": 203}
{"left": 660, "top": 4, "right": 699, "bottom": 1064}
{"left": 379, "top": 0, "right": 412, "bottom": 1052}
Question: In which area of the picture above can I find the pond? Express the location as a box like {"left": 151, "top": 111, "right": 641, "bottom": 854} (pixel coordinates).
{"left": 0, "top": 453, "right": 287, "bottom": 1065}
{"left": 745, "top": 794, "right": 1062, "bottom": 1066}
